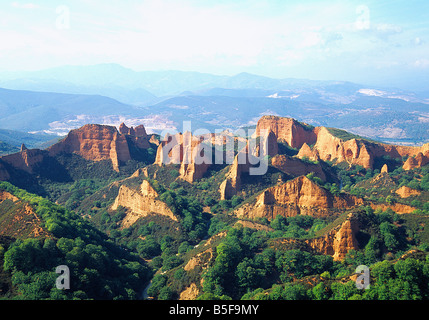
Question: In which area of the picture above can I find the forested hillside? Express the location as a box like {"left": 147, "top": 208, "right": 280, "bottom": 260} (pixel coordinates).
{"left": 0, "top": 182, "right": 151, "bottom": 299}
{"left": 0, "top": 116, "right": 428, "bottom": 301}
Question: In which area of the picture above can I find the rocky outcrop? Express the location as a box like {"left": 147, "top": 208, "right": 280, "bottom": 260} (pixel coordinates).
{"left": 301, "top": 127, "right": 429, "bottom": 169}
{"left": 155, "top": 131, "right": 214, "bottom": 183}
{"left": 402, "top": 152, "right": 429, "bottom": 170}
{"left": 370, "top": 202, "right": 416, "bottom": 214}
{"left": 395, "top": 186, "right": 421, "bottom": 198}
{"left": 111, "top": 179, "right": 178, "bottom": 227}
{"left": 299, "top": 127, "right": 374, "bottom": 168}
{"left": 218, "top": 132, "right": 275, "bottom": 200}
{"left": 271, "top": 154, "right": 326, "bottom": 181}
{"left": 218, "top": 143, "right": 260, "bottom": 200}
{"left": 48, "top": 123, "right": 150, "bottom": 171}
{"left": 154, "top": 133, "right": 183, "bottom": 166}
{"left": 0, "top": 148, "right": 47, "bottom": 174}
{"left": 219, "top": 179, "right": 236, "bottom": 201}
{"left": 118, "top": 122, "right": 150, "bottom": 149}
{"left": 119, "top": 122, "right": 147, "bottom": 138}
{"left": 254, "top": 115, "right": 429, "bottom": 170}
{"left": 0, "top": 190, "right": 19, "bottom": 202}
{"left": 306, "top": 213, "right": 360, "bottom": 261}
{"left": 234, "top": 176, "right": 363, "bottom": 220}
{"left": 256, "top": 115, "right": 316, "bottom": 149}
{"left": 179, "top": 283, "right": 200, "bottom": 300}
{"left": 184, "top": 248, "right": 214, "bottom": 272}
{"left": 363, "top": 172, "right": 397, "bottom": 190}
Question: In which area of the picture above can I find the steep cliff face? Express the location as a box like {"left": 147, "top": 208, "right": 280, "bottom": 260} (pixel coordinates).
{"left": 271, "top": 154, "right": 326, "bottom": 181}
{"left": 119, "top": 122, "right": 150, "bottom": 149}
{"left": 0, "top": 162, "right": 10, "bottom": 181}
{"left": 48, "top": 123, "right": 150, "bottom": 171}
{"left": 300, "top": 127, "right": 374, "bottom": 168}
{"left": 218, "top": 132, "right": 276, "bottom": 200}
{"left": 255, "top": 115, "right": 427, "bottom": 170}
{"left": 256, "top": 115, "right": 316, "bottom": 149}
{"left": 154, "top": 131, "right": 212, "bottom": 183}
{"left": 402, "top": 152, "right": 429, "bottom": 170}
{"left": 218, "top": 144, "right": 259, "bottom": 200}
{"left": 111, "top": 179, "right": 178, "bottom": 227}
{"left": 298, "top": 127, "right": 429, "bottom": 170}
{"left": 306, "top": 214, "right": 360, "bottom": 261}
{"left": 0, "top": 148, "right": 48, "bottom": 174}
{"left": 234, "top": 176, "right": 363, "bottom": 220}
{"left": 119, "top": 122, "right": 147, "bottom": 138}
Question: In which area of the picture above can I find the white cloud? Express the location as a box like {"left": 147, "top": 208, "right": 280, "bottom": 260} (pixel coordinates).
{"left": 415, "top": 37, "right": 423, "bottom": 45}
{"left": 375, "top": 23, "right": 402, "bottom": 34}
{"left": 414, "top": 59, "right": 429, "bottom": 68}
{"left": 0, "top": 0, "right": 428, "bottom": 87}
{"left": 10, "top": 2, "right": 39, "bottom": 9}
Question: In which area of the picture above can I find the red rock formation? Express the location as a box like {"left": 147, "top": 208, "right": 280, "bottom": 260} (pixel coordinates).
{"left": 305, "top": 127, "right": 374, "bottom": 168}
{"left": 0, "top": 190, "right": 19, "bottom": 202}
{"left": 154, "top": 131, "right": 212, "bottom": 183}
{"left": 306, "top": 213, "right": 360, "bottom": 261}
{"left": 48, "top": 124, "right": 129, "bottom": 171}
{"left": 395, "top": 186, "right": 421, "bottom": 198}
{"left": 0, "top": 148, "right": 47, "bottom": 174}
{"left": 47, "top": 123, "right": 150, "bottom": 171}
{"left": 234, "top": 176, "right": 363, "bottom": 220}
{"left": 295, "top": 125, "right": 428, "bottom": 170}
{"left": 218, "top": 131, "right": 275, "bottom": 199}
{"left": 111, "top": 179, "right": 178, "bottom": 227}
{"left": 271, "top": 154, "right": 326, "bottom": 181}
{"left": 256, "top": 115, "right": 316, "bottom": 149}
{"left": 218, "top": 141, "right": 265, "bottom": 199}
{"left": 402, "top": 152, "right": 429, "bottom": 170}
{"left": 154, "top": 133, "right": 185, "bottom": 166}
{"left": 119, "top": 122, "right": 135, "bottom": 136}
{"left": 118, "top": 123, "right": 150, "bottom": 149}
{"left": 119, "top": 122, "right": 148, "bottom": 138}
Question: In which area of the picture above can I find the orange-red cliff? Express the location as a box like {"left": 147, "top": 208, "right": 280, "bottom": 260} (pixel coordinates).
{"left": 256, "top": 115, "right": 429, "bottom": 170}
{"left": 47, "top": 123, "right": 150, "bottom": 171}
{"left": 234, "top": 175, "right": 363, "bottom": 220}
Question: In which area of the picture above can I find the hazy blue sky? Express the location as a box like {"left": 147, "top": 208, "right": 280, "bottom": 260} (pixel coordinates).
{"left": 1, "top": 0, "right": 428, "bottom": 89}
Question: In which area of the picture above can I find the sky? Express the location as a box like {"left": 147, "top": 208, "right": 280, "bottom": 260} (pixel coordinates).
{"left": 0, "top": 0, "right": 428, "bottom": 90}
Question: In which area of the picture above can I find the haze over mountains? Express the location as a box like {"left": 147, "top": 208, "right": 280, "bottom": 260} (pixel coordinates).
{"left": 0, "top": 64, "right": 428, "bottom": 147}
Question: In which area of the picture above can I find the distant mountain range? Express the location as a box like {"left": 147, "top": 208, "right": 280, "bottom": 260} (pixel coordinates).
{"left": 0, "top": 64, "right": 428, "bottom": 146}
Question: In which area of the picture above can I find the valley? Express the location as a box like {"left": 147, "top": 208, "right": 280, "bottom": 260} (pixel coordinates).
{"left": 0, "top": 67, "right": 428, "bottom": 145}
{"left": 0, "top": 114, "right": 428, "bottom": 300}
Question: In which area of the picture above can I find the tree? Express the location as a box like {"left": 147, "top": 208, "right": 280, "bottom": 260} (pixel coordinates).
{"left": 162, "top": 255, "right": 183, "bottom": 271}
{"left": 231, "top": 195, "right": 243, "bottom": 207}
{"left": 330, "top": 281, "right": 361, "bottom": 300}
{"left": 137, "top": 237, "right": 161, "bottom": 259}
{"left": 235, "top": 258, "right": 265, "bottom": 292}
{"left": 330, "top": 183, "right": 340, "bottom": 196}
{"left": 364, "top": 236, "right": 382, "bottom": 264}
{"left": 379, "top": 222, "right": 399, "bottom": 251}
{"left": 282, "top": 284, "right": 308, "bottom": 300}
{"left": 385, "top": 195, "right": 395, "bottom": 205}
{"left": 147, "top": 274, "right": 168, "bottom": 298}
{"left": 311, "top": 282, "right": 330, "bottom": 300}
